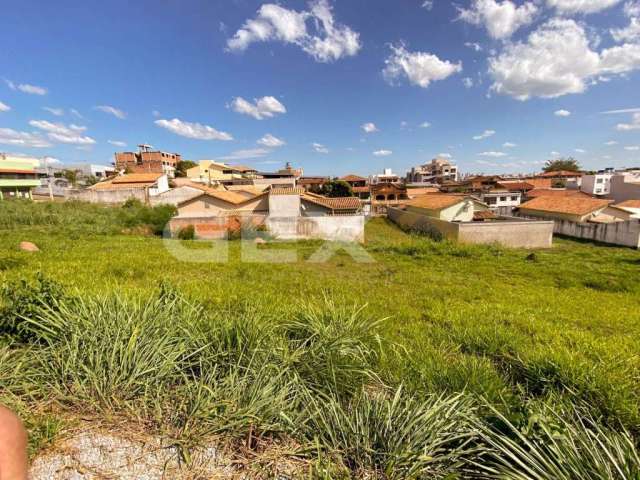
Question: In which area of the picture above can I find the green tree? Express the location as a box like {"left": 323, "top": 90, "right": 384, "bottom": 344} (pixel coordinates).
{"left": 175, "top": 160, "right": 197, "bottom": 177}
{"left": 322, "top": 180, "right": 353, "bottom": 197}
{"left": 543, "top": 157, "right": 581, "bottom": 173}
{"left": 62, "top": 169, "right": 78, "bottom": 186}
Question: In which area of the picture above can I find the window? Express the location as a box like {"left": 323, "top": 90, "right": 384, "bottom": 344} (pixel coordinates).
{"left": 511, "top": 196, "right": 518, "bottom": 201}
{"left": 596, "top": 178, "right": 603, "bottom": 183}
{"left": 500, "top": 196, "right": 507, "bottom": 202}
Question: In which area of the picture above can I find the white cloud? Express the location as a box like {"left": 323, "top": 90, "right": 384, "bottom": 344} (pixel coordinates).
{"left": 473, "top": 129, "right": 496, "bottom": 140}
{"left": 43, "top": 107, "right": 64, "bottom": 116}
{"left": 218, "top": 148, "right": 270, "bottom": 161}
{"left": 361, "top": 122, "right": 379, "bottom": 133}
{"left": 70, "top": 109, "right": 83, "bottom": 119}
{"left": 464, "top": 42, "right": 483, "bottom": 52}
{"left": 550, "top": 150, "right": 561, "bottom": 156}
{"left": 421, "top": 0, "right": 434, "bottom": 10}
{"left": 462, "top": 77, "right": 474, "bottom": 88}
{"left": 611, "top": 17, "right": 640, "bottom": 42}
{"left": 574, "top": 148, "right": 586, "bottom": 153}
{"left": 95, "top": 105, "right": 126, "bottom": 119}
{"left": 5, "top": 80, "right": 47, "bottom": 95}
{"left": 625, "top": 145, "right": 640, "bottom": 150}
{"left": 230, "top": 96, "right": 286, "bottom": 120}
{"left": 257, "top": 133, "right": 286, "bottom": 147}
{"left": 601, "top": 107, "right": 640, "bottom": 114}
{"left": 227, "top": 0, "right": 361, "bottom": 62}
{"left": 154, "top": 118, "right": 233, "bottom": 141}
{"left": 383, "top": 44, "right": 462, "bottom": 88}
{"left": 373, "top": 149, "right": 392, "bottom": 156}
{"left": 478, "top": 151, "right": 507, "bottom": 157}
{"left": 0, "top": 101, "right": 10, "bottom": 112}
{"left": 458, "top": 0, "right": 538, "bottom": 39}
{"left": 605, "top": 140, "right": 618, "bottom": 145}
{"left": 555, "top": 109, "right": 571, "bottom": 116}
{"left": 313, "top": 142, "right": 329, "bottom": 153}
{"left": 420, "top": 121, "right": 432, "bottom": 128}
{"left": 616, "top": 112, "right": 640, "bottom": 130}
{"left": 108, "top": 140, "right": 127, "bottom": 147}
{"left": 503, "top": 142, "right": 517, "bottom": 147}
{"left": 489, "top": 18, "right": 640, "bottom": 100}
{"left": 28, "top": 120, "right": 96, "bottom": 145}
{"left": 626, "top": 1, "right": 640, "bottom": 16}
{"left": 0, "top": 128, "right": 51, "bottom": 148}
{"left": 547, "top": 0, "right": 622, "bottom": 14}
{"left": 437, "top": 152, "right": 452, "bottom": 158}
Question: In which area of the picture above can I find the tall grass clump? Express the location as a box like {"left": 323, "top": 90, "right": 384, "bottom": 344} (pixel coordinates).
{"left": 298, "top": 387, "right": 481, "bottom": 478}
{"left": 478, "top": 403, "right": 640, "bottom": 479}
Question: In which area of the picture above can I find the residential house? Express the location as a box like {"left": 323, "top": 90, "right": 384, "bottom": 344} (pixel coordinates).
{"left": 298, "top": 176, "right": 330, "bottom": 192}
{"left": 536, "top": 170, "right": 582, "bottom": 187}
{"left": 0, "top": 155, "right": 41, "bottom": 200}
{"left": 518, "top": 196, "right": 618, "bottom": 223}
{"left": 74, "top": 163, "right": 116, "bottom": 179}
{"left": 174, "top": 187, "right": 269, "bottom": 217}
{"left": 580, "top": 169, "right": 614, "bottom": 196}
{"left": 186, "top": 160, "right": 248, "bottom": 184}
{"left": 496, "top": 180, "right": 534, "bottom": 195}
{"left": 608, "top": 171, "right": 640, "bottom": 203}
{"left": 405, "top": 195, "right": 490, "bottom": 222}
{"left": 115, "top": 144, "right": 180, "bottom": 177}
{"left": 370, "top": 183, "right": 408, "bottom": 215}
{"left": 610, "top": 200, "right": 640, "bottom": 218}
{"left": 406, "top": 158, "right": 458, "bottom": 184}
{"left": 524, "top": 188, "right": 590, "bottom": 201}
{"left": 92, "top": 173, "right": 169, "bottom": 194}
{"left": 340, "top": 174, "right": 370, "bottom": 200}
{"left": 369, "top": 168, "right": 400, "bottom": 185}
{"left": 474, "top": 189, "right": 521, "bottom": 213}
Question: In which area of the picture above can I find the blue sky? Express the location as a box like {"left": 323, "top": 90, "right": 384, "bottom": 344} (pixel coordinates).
{"left": 1, "top": 0, "right": 640, "bottom": 176}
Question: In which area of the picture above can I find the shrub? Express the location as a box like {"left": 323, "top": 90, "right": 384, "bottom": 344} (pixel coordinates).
{"left": 177, "top": 224, "right": 195, "bottom": 240}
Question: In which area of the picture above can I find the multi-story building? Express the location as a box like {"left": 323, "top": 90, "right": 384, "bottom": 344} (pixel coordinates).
{"left": 369, "top": 168, "right": 400, "bottom": 185}
{"left": 114, "top": 144, "right": 180, "bottom": 177}
{"left": 0, "top": 155, "right": 41, "bottom": 200}
{"left": 340, "top": 174, "right": 370, "bottom": 200}
{"left": 406, "top": 158, "right": 458, "bottom": 184}
{"left": 580, "top": 169, "right": 614, "bottom": 196}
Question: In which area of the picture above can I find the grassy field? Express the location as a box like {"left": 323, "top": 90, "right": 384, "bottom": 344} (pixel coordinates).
{"left": 1, "top": 200, "right": 639, "bottom": 478}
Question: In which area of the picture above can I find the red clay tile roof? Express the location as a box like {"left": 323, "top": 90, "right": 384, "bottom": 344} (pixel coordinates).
{"left": 538, "top": 170, "right": 582, "bottom": 178}
{"left": 340, "top": 174, "right": 367, "bottom": 182}
{"left": 527, "top": 188, "right": 590, "bottom": 198}
{"left": 302, "top": 194, "right": 361, "bottom": 210}
{"left": 112, "top": 173, "right": 164, "bottom": 184}
{"left": 270, "top": 187, "right": 305, "bottom": 195}
{"left": 473, "top": 210, "right": 498, "bottom": 220}
{"left": 519, "top": 196, "right": 612, "bottom": 216}
{"left": 351, "top": 186, "right": 370, "bottom": 193}
{"left": 614, "top": 199, "right": 640, "bottom": 209}
{"left": 497, "top": 181, "right": 534, "bottom": 191}
{"left": 405, "top": 194, "right": 470, "bottom": 210}
{"left": 0, "top": 169, "right": 35, "bottom": 174}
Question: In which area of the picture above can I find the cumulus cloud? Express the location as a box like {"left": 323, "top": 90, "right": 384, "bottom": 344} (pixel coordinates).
{"left": 547, "top": 0, "right": 622, "bottom": 14}
{"left": 257, "top": 133, "right": 286, "bottom": 147}
{"left": 605, "top": 140, "right": 618, "bottom": 145}
{"left": 383, "top": 43, "right": 462, "bottom": 88}
{"left": 458, "top": 0, "right": 538, "bottom": 40}
{"left": 478, "top": 151, "right": 507, "bottom": 157}
{"left": 503, "top": 142, "right": 517, "bottom": 147}
{"left": 0, "top": 101, "right": 10, "bottom": 112}
{"left": 29, "top": 120, "right": 96, "bottom": 145}
{"left": 616, "top": 112, "right": 640, "bottom": 130}
{"left": 438, "top": 153, "right": 453, "bottom": 158}
{"left": 465, "top": 42, "right": 483, "bottom": 52}
{"left": 218, "top": 148, "right": 269, "bottom": 161}
{"left": 155, "top": 118, "right": 233, "bottom": 140}
{"left": 574, "top": 148, "right": 587, "bottom": 153}
{"left": 361, "top": 122, "right": 379, "bottom": 133}
{"left": 0, "top": 128, "right": 51, "bottom": 148}
{"left": 108, "top": 140, "right": 127, "bottom": 147}
{"left": 489, "top": 18, "right": 640, "bottom": 100}
{"left": 420, "top": 121, "right": 432, "bottom": 128}
{"left": 611, "top": 17, "right": 640, "bottom": 42}
{"left": 473, "top": 129, "right": 496, "bottom": 140}
{"left": 550, "top": 151, "right": 561, "bottom": 156}
{"left": 95, "top": 105, "right": 126, "bottom": 119}
{"left": 43, "top": 107, "right": 64, "bottom": 116}
{"left": 227, "top": 0, "right": 361, "bottom": 62}
{"left": 555, "top": 109, "right": 571, "bottom": 116}
{"left": 462, "top": 77, "right": 474, "bottom": 88}
{"left": 230, "top": 96, "right": 286, "bottom": 120}
{"left": 421, "top": 0, "right": 434, "bottom": 10}
{"left": 373, "top": 149, "right": 392, "bottom": 156}
{"left": 313, "top": 142, "right": 329, "bottom": 153}
{"left": 5, "top": 79, "right": 47, "bottom": 95}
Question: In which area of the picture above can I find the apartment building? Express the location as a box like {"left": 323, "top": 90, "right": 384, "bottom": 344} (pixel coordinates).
{"left": 406, "top": 158, "right": 458, "bottom": 184}
{"left": 114, "top": 144, "right": 181, "bottom": 177}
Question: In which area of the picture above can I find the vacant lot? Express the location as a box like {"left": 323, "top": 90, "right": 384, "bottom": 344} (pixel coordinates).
{"left": 1, "top": 200, "right": 639, "bottom": 478}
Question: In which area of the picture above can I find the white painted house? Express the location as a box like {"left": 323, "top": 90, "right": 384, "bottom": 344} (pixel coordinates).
{"left": 581, "top": 170, "right": 614, "bottom": 196}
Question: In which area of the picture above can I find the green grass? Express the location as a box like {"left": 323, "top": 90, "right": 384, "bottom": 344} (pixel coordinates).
{"left": 1, "top": 200, "right": 639, "bottom": 477}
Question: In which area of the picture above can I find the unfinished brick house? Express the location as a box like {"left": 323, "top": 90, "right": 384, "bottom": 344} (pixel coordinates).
{"left": 114, "top": 144, "right": 181, "bottom": 177}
